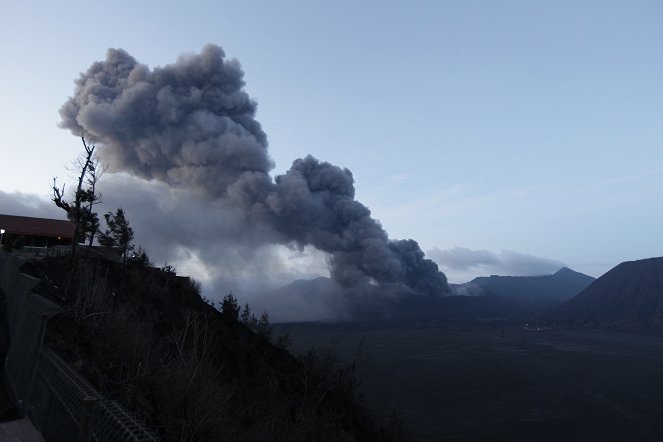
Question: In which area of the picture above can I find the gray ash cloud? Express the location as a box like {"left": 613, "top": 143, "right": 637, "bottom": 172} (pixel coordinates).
{"left": 60, "top": 44, "right": 449, "bottom": 295}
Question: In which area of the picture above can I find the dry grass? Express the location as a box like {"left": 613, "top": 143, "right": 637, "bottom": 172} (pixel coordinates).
{"left": 34, "top": 256, "right": 402, "bottom": 441}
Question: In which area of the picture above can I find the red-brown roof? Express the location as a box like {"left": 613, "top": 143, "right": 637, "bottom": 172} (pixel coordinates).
{"left": 0, "top": 214, "right": 75, "bottom": 239}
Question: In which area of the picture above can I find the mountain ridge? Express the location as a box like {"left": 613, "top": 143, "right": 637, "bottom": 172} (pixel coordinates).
{"left": 253, "top": 267, "right": 595, "bottom": 322}
{"left": 467, "top": 267, "right": 595, "bottom": 303}
{"left": 547, "top": 257, "right": 663, "bottom": 328}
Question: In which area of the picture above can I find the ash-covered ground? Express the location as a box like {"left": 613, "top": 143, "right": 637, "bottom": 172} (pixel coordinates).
{"left": 277, "top": 321, "right": 663, "bottom": 441}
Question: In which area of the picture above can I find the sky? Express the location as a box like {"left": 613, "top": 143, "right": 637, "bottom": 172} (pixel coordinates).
{"left": 1, "top": 0, "right": 662, "bottom": 293}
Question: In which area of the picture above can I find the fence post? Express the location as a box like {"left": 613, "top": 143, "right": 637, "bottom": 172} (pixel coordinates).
{"left": 79, "top": 396, "right": 98, "bottom": 442}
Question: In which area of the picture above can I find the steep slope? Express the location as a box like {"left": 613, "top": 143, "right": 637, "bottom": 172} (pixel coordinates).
{"left": 548, "top": 257, "right": 663, "bottom": 328}
{"left": 469, "top": 267, "right": 595, "bottom": 304}
{"left": 17, "top": 257, "right": 400, "bottom": 441}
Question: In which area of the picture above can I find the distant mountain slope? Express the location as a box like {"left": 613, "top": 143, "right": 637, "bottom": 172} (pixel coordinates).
{"left": 548, "top": 257, "right": 663, "bottom": 328}
{"left": 251, "top": 277, "right": 353, "bottom": 322}
{"left": 469, "top": 267, "right": 595, "bottom": 303}
{"left": 254, "top": 277, "right": 532, "bottom": 323}
{"left": 256, "top": 268, "right": 595, "bottom": 323}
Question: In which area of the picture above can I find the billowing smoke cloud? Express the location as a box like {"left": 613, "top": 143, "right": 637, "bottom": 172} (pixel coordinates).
{"left": 97, "top": 173, "right": 330, "bottom": 294}
{"left": 60, "top": 44, "right": 449, "bottom": 295}
{"left": 428, "top": 246, "right": 565, "bottom": 282}
{"left": 0, "top": 187, "right": 328, "bottom": 296}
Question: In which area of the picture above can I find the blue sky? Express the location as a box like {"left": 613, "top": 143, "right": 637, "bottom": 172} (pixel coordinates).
{"left": 1, "top": 0, "right": 662, "bottom": 285}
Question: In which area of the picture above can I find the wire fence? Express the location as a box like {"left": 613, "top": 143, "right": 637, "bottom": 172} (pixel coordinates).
{"left": 1, "top": 252, "right": 159, "bottom": 441}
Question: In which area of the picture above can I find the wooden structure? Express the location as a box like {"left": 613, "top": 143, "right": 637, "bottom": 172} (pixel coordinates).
{"left": 0, "top": 214, "right": 74, "bottom": 249}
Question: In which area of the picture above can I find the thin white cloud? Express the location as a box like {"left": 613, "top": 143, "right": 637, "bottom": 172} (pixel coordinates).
{"left": 428, "top": 246, "right": 565, "bottom": 283}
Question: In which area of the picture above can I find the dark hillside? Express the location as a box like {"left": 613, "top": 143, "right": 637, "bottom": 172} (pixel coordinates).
{"left": 16, "top": 256, "right": 402, "bottom": 441}
{"left": 0, "top": 288, "right": 19, "bottom": 421}
{"left": 547, "top": 257, "right": 663, "bottom": 329}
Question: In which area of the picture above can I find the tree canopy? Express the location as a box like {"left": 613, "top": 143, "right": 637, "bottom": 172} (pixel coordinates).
{"left": 99, "top": 208, "right": 134, "bottom": 263}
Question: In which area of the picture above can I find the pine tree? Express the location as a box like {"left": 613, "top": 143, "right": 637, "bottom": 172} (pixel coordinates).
{"left": 221, "top": 294, "right": 240, "bottom": 324}
{"left": 99, "top": 208, "right": 134, "bottom": 264}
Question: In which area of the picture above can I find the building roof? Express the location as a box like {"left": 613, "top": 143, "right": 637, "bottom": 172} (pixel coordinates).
{"left": 0, "top": 214, "right": 75, "bottom": 239}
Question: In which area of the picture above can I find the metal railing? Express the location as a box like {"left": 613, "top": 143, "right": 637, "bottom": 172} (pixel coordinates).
{"left": 21, "top": 246, "right": 49, "bottom": 257}
{"left": 1, "top": 252, "right": 159, "bottom": 441}
{"left": 31, "top": 350, "right": 158, "bottom": 441}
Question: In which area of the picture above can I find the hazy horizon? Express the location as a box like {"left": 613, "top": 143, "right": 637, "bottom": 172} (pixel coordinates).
{"left": 1, "top": 1, "right": 661, "bottom": 294}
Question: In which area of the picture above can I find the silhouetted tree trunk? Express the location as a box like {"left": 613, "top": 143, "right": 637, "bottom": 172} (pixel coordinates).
{"left": 84, "top": 157, "right": 107, "bottom": 247}
{"left": 52, "top": 137, "right": 97, "bottom": 261}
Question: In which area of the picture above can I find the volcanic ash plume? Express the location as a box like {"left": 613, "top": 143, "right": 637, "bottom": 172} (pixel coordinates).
{"left": 60, "top": 44, "right": 449, "bottom": 296}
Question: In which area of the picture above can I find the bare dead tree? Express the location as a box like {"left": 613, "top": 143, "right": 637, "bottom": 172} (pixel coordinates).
{"left": 52, "top": 137, "right": 97, "bottom": 261}
{"left": 84, "top": 156, "right": 108, "bottom": 247}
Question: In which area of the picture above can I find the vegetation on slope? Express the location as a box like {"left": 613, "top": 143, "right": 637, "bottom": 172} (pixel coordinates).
{"left": 20, "top": 255, "right": 405, "bottom": 441}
